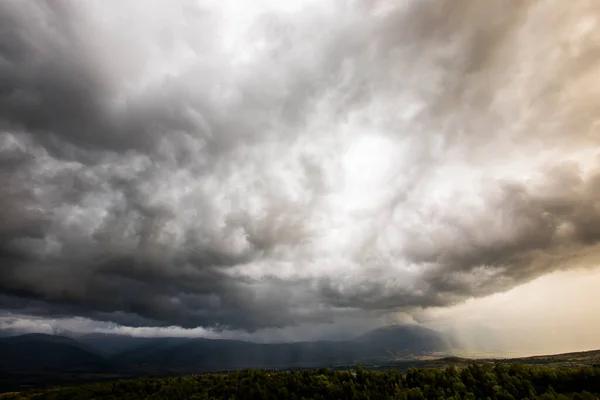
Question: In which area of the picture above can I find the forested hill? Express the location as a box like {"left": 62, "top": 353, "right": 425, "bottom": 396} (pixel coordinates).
{"left": 2, "top": 363, "right": 600, "bottom": 400}
{"left": 0, "top": 325, "right": 453, "bottom": 375}
{"left": 0, "top": 333, "right": 109, "bottom": 372}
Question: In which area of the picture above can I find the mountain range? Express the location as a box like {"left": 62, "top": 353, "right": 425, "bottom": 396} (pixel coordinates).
{"left": 0, "top": 325, "right": 454, "bottom": 376}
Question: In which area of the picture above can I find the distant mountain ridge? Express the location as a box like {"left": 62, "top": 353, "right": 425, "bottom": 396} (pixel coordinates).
{"left": 76, "top": 332, "right": 184, "bottom": 357}
{"left": 0, "top": 333, "right": 109, "bottom": 373}
{"left": 357, "top": 324, "right": 453, "bottom": 354}
{"left": 0, "top": 324, "right": 453, "bottom": 375}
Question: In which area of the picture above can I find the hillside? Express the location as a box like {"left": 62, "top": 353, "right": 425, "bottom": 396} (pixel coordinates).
{"left": 3, "top": 363, "right": 600, "bottom": 399}
{"left": 111, "top": 339, "right": 377, "bottom": 371}
{"left": 357, "top": 325, "right": 453, "bottom": 357}
{"left": 1, "top": 328, "right": 600, "bottom": 393}
{"left": 0, "top": 334, "right": 108, "bottom": 373}
{"left": 0, "top": 324, "right": 452, "bottom": 390}
{"left": 108, "top": 325, "right": 452, "bottom": 371}
{"left": 76, "top": 333, "right": 188, "bottom": 357}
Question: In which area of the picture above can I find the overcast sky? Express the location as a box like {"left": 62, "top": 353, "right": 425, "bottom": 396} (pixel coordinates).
{"left": 1, "top": 0, "right": 600, "bottom": 352}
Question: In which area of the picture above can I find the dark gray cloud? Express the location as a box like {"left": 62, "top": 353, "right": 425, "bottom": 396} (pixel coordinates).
{"left": 1, "top": 0, "right": 600, "bottom": 332}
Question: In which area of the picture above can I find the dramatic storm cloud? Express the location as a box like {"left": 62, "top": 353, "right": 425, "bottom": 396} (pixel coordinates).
{"left": 2, "top": 0, "right": 600, "bottom": 332}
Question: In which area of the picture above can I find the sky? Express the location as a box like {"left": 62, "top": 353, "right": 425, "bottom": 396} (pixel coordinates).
{"left": 1, "top": 0, "right": 600, "bottom": 354}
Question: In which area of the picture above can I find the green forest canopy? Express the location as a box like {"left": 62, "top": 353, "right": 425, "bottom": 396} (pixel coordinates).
{"left": 3, "top": 363, "right": 600, "bottom": 400}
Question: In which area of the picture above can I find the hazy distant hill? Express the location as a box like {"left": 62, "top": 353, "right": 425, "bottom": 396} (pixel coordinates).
{"left": 0, "top": 324, "right": 452, "bottom": 376}
{"left": 357, "top": 325, "right": 453, "bottom": 356}
{"left": 106, "top": 324, "right": 452, "bottom": 371}
{"left": 111, "top": 339, "right": 377, "bottom": 371}
{"left": 0, "top": 333, "right": 108, "bottom": 372}
{"left": 76, "top": 333, "right": 190, "bottom": 357}
{"left": 3, "top": 327, "right": 600, "bottom": 393}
